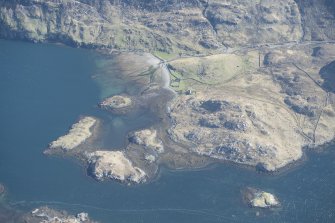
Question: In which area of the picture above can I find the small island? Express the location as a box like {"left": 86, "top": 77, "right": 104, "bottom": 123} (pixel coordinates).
{"left": 99, "top": 95, "right": 134, "bottom": 114}
{"left": 243, "top": 187, "right": 280, "bottom": 208}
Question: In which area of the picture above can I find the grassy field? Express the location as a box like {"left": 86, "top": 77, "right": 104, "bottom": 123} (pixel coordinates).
{"left": 154, "top": 51, "right": 178, "bottom": 61}
{"left": 167, "top": 52, "right": 259, "bottom": 93}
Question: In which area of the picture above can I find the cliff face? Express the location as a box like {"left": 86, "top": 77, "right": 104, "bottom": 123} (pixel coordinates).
{"left": 0, "top": 0, "right": 333, "bottom": 53}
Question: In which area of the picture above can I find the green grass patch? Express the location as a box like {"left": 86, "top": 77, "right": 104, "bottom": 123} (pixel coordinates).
{"left": 154, "top": 51, "right": 177, "bottom": 61}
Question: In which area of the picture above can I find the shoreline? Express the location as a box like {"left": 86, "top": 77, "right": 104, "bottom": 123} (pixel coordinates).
{"left": 140, "top": 52, "right": 177, "bottom": 95}
{"left": 35, "top": 41, "right": 335, "bottom": 182}
{"left": 0, "top": 39, "right": 335, "bottom": 223}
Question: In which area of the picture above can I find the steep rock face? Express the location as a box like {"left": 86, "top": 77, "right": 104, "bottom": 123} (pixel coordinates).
{"left": 1, "top": 0, "right": 333, "bottom": 52}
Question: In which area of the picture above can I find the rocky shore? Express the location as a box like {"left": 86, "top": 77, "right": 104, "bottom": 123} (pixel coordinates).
{"left": 0, "top": 0, "right": 333, "bottom": 185}
{"left": 1, "top": 2, "right": 335, "bottom": 223}
{"left": 22, "top": 206, "right": 97, "bottom": 223}
{"left": 41, "top": 43, "right": 335, "bottom": 184}
{"left": 48, "top": 116, "right": 98, "bottom": 151}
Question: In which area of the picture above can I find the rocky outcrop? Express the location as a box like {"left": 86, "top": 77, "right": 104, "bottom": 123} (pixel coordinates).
{"left": 49, "top": 116, "right": 97, "bottom": 151}
{"left": 100, "top": 95, "right": 132, "bottom": 109}
{"left": 87, "top": 151, "right": 147, "bottom": 184}
{"left": 23, "top": 206, "right": 97, "bottom": 223}
{"left": 243, "top": 187, "right": 280, "bottom": 208}
{"left": 169, "top": 95, "right": 304, "bottom": 171}
{"left": 129, "top": 129, "right": 164, "bottom": 153}
{"left": 99, "top": 95, "right": 133, "bottom": 114}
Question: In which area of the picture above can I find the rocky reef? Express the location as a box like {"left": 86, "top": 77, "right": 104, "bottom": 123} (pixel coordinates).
{"left": 243, "top": 187, "right": 280, "bottom": 208}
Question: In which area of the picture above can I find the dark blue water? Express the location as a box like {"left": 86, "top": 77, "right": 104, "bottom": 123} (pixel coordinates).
{"left": 0, "top": 39, "right": 334, "bottom": 223}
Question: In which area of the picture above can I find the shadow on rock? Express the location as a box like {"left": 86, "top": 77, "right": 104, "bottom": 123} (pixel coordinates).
{"left": 320, "top": 60, "right": 335, "bottom": 92}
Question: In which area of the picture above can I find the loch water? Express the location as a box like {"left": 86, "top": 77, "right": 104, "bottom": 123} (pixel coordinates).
{"left": 0, "top": 39, "right": 334, "bottom": 223}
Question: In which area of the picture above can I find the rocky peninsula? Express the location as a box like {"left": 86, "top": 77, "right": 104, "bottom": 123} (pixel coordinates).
{"left": 48, "top": 116, "right": 98, "bottom": 151}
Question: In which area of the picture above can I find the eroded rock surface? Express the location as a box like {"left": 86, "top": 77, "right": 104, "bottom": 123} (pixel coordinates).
{"left": 49, "top": 116, "right": 97, "bottom": 151}
{"left": 87, "top": 151, "right": 147, "bottom": 183}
